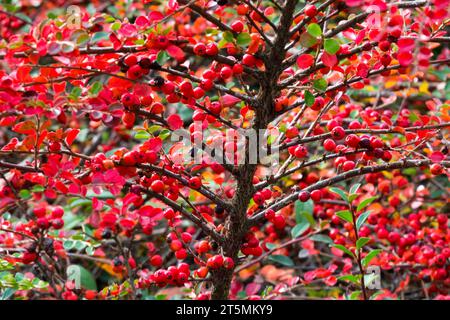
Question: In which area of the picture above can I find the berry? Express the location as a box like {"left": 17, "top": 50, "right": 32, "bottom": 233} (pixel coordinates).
{"left": 298, "top": 191, "right": 311, "bottom": 202}
{"left": 331, "top": 126, "right": 346, "bottom": 141}
{"left": 193, "top": 43, "right": 206, "bottom": 55}
{"left": 188, "top": 176, "right": 202, "bottom": 189}
{"left": 323, "top": 139, "right": 336, "bottom": 152}
{"left": 151, "top": 180, "right": 165, "bottom": 193}
{"left": 231, "top": 21, "right": 244, "bottom": 33}
{"left": 304, "top": 5, "right": 318, "bottom": 17}
{"left": 342, "top": 160, "right": 355, "bottom": 171}
{"left": 150, "top": 255, "right": 163, "bottom": 267}
{"left": 310, "top": 190, "right": 322, "bottom": 202}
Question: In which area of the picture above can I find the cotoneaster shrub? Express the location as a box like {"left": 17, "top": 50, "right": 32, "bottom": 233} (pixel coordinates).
{"left": 0, "top": 0, "right": 448, "bottom": 300}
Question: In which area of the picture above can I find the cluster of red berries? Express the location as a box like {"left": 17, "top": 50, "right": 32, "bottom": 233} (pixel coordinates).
{"left": 240, "top": 233, "right": 263, "bottom": 256}
{"left": 206, "top": 255, "right": 234, "bottom": 269}
{"left": 148, "top": 263, "right": 190, "bottom": 287}
{"left": 32, "top": 206, "right": 65, "bottom": 231}
{"left": 118, "top": 54, "right": 160, "bottom": 80}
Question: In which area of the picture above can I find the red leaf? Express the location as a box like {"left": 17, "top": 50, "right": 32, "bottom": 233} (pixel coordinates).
{"left": 166, "top": 45, "right": 185, "bottom": 62}
{"left": 65, "top": 129, "right": 79, "bottom": 146}
{"left": 296, "top": 54, "right": 314, "bottom": 69}
{"left": 430, "top": 151, "right": 444, "bottom": 163}
{"left": 12, "top": 120, "right": 35, "bottom": 134}
{"left": 321, "top": 52, "right": 337, "bottom": 67}
{"left": 397, "top": 52, "right": 414, "bottom": 67}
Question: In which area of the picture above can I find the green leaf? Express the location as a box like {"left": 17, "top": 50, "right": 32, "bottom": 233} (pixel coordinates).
{"left": 156, "top": 50, "right": 170, "bottom": 65}
{"left": 18, "top": 189, "right": 31, "bottom": 200}
{"left": 236, "top": 32, "right": 251, "bottom": 46}
{"left": 356, "top": 237, "right": 370, "bottom": 250}
{"left": 324, "top": 38, "right": 340, "bottom": 55}
{"left": 313, "top": 78, "right": 328, "bottom": 92}
{"left": 356, "top": 210, "right": 371, "bottom": 231}
{"left": 63, "top": 240, "right": 75, "bottom": 250}
{"left": 307, "top": 23, "right": 322, "bottom": 38}
{"left": 291, "top": 221, "right": 309, "bottom": 238}
{"left": 329, "top": 187, "right": 349, "bottom": 203}
{"left": 356, "top": 196, "right": 377, "bottom": 212}
{"left": 332, "top": 244, "right": 355, "bottom": 258}
{"left": 267, "top": 255, "right": 294, "bottom": 267}
{"left": 304, "top": 90, "right": 315, "bottom": 107}
{"left": 31, "top": 185, "right": 45, "bottom": 193}
{"left": 223, "top": 31, "right": 234, "bottom": 43}
{"left": 338, "top": 274, "right": 361, "bottom": 284}
{"left": 89, "top": 81, "right": 103, "bottom": 95}
{"left": 362, "top": 249, "right": 381, "bottom": 267}
{"left": 349, "top": 183, "right": 361, "bottom": 195}
{"left": 159, "top": 129, "right": 171, "bottom": 140}
{"left": 134, "top": 130, "right": 150, "bottom": 140}
{"left": 350, "top": 290, "right": 362, "bottom": 300}
{"left": 309, "top": 234, "right": 333, "bottom": 244}
{"left": 336, "top": 210, "right": 353, "bottom": 223}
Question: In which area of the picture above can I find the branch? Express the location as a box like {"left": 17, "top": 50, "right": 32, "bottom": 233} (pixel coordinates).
{"left": 249, "top": 159, "right": 450, "bottom": 225}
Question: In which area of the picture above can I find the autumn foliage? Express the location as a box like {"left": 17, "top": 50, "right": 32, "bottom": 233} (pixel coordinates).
{"left": 0, "top": 0, "right": 449, "bottom": 300}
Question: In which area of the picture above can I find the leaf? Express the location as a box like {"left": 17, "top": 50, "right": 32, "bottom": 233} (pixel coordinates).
{"left": 291, "top": 221, "right": 309, "bottom": 238}
{"left": 338, "top": 274, "right": 361, "bottom": 284}
{"left": 356, "top": 210, "right": 371, "bottom": 231}
{"left": 356, "top": 196, "right": 377, "bottom": 212}
{"left": 313, "top": 78, "right": 328, "bottom": 92}
{"left": 329, "top": 187, "right": 349, "bottom": 203}
{"left": 362, "top": 249, "right": 381, "bottom": 267}
{"left": 324, "top": 38, "right": 340, "bottom": 55}
{"left": 267, "top": 255, "right": 294, "bottom": 267}
{"left": 156, "top": 50, "right": 170, "bottom": 65}
{"left": 223, "top": 31, "right": 234, "bottom": 43}
{"left": 304, "top": 90, "right": 315, "bottom": 107}
{"left": 307, "top": 23, "right": 322, "bottom": 37}
{"left": 349, "top": 183, "right": 361, "bottom": 195}
{"left": 297, "top": 54, "right": 315, "bottom": 69}
{"left": 332, "top": 244, "right": 355, "bottom": 258}
{"left": 19, "top": 189, "right": 31, "bottom": 200}
{"left": 134, "top": 130, "right": 150, "bottom": 140}
{"left": 309, "top": 234, "right": 333, "bottom": 244}
{"left": 336, "top": 210, "right": 353, "bottom": 223}
{"left": 236, "top": 32, "right": 251, "bottom": 46}
{"left": 356, "top": 237, "right": 370, "bottom": 250}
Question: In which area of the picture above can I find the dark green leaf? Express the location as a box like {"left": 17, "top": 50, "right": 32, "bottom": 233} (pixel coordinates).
{"left": 324, "top": 38, "right": 340, "bottom": 55}
{"left": 336, "top": 210, "right": 353, "bottom": 223}
{"left": 356, "top": 196, "right": 377, "bottom": 212}
{"left": 307, "top": 23, "right": 322, "bottom": 37}
{"left": 356, "top": 210, "right": 371, "bottom": 231}
{"left": 332, "top": 244, "right": 355, "bottom": 258}
{"left": 362, "top": 249, "right": 381, "bottom": 267}
{"left": 356, "top": 237, "right": 370, "bottom": 250}
{"left": 304, "top": 90, "right": 315, "bottom": 107}
{"left": 267, "top": 255, "right": 294, "bottom": 267}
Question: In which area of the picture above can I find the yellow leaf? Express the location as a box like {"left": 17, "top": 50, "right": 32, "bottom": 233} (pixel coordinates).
{"left": 419, "top": 81, "right": 429, "bottom": 94}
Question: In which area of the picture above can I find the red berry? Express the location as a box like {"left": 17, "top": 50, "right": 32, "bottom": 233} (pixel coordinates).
{"left": 345, "top": 134, "right": 360, "bottom": 148}
{"left": 310, "top": 190, "right": 322, "bottom": 202}
{"left": 323, "top": 138, "right": 336, "bottom": 152}
{"left": 151, "top": 180, "right": 165, "bottom": 193}
{"left": 193, "top": 42, "right": 206, "bottom": 55}
{"left": 298, "top": 191, "right": 311, "bottom": 202}
{"left": 150, "top": 255, "right": 163, "bottom": 267}
{"left": 331, "top": 126, "right": 346, "bottom": 141}
{"left": 188, "top": 176, "right": 202, "bottom": 189}
{"left": 430, "top": 163, "right": 443, "bottom": 175}
{"left": 342, "top": 160, "right": 355, "bottom": 171}
{"left": 304, "top": 5, "right": 318, "bottom": 17}
{"left": 231, "top": 21, "right": 244, "bottom": 33}
{"left": 48, "top": 141, "right": 61, "bottom": 152}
